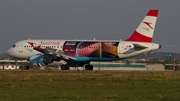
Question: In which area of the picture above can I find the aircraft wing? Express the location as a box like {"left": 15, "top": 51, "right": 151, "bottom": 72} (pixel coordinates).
{"left": 33, "top": 47, "right": 76, "bottom": 60}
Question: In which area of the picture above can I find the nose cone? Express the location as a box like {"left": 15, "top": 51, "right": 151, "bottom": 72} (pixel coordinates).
{"left": 7, "top": 48, "right": 19, "bottom": 59}
{"left": 7, "top": 47, "right": 29, "bottom": 59}
{"left": 7, "top": 48, "right": 14, "bottom": 57}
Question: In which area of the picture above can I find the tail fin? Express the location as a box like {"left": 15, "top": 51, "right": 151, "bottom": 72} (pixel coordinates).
{"left": 126, "top": 9, "right": 159, "bottom": 43}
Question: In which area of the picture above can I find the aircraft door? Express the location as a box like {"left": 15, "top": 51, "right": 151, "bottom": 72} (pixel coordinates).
{"left": 118, "top": 41, "right": 125, "bottom": 54}
{"left": 59, "top": 42, "right": 64, "bottom": 51}
{"left": 18, "top": 43, "right": 24, "bottom": 53}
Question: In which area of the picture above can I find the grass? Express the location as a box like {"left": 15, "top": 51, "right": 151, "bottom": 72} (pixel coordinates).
{"left": 0, "top": 70, "right": 180, "bottom": 101}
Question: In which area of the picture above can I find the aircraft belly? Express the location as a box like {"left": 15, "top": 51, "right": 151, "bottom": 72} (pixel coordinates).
{"left": 75, "top": 57, "right": 121, "bottom": 62}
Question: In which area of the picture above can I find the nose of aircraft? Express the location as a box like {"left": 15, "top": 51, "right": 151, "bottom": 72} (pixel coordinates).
{"left": 7, "top": 48, "right": 20, "bottom": 59}
{"left": 7, "top": 48, "right": 13, "bottom": 57}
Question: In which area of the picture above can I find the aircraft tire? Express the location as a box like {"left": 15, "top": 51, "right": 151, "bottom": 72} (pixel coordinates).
{"left": 61, "top": 64, "right": 70, "bottom": 70}
{"left": 85, "top": 65, "right": 93, "bottom": 70}
{"left": 24, "top": 65, "right": 30, "bottom": 70}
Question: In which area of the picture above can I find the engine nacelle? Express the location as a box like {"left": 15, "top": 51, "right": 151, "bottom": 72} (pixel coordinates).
{"left": 30, "top": 55, "right": 53, "bottom": 67}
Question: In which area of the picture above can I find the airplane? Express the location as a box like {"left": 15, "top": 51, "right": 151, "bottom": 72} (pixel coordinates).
{"left": 7, "top": 9, "right": 161, "bottom": 70}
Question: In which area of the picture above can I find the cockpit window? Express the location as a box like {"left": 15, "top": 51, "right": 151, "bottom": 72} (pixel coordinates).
{"left": 12, "top": 44, "right": 16, "bottom": 48}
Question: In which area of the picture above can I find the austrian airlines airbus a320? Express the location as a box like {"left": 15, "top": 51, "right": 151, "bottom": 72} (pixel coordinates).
{"left": 8, "top": 9, "right": 161, "bottom": 70}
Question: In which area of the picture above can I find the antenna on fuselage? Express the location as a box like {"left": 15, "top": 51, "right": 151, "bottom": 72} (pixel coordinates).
{"left": 28, "top": 37, "right": 30, "bottom": 40}
{"left": 93, "top": 38, "right": 96, "bottom": 40}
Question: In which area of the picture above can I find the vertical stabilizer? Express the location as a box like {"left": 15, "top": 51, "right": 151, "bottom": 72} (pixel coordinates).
{"left": 126, "top": 9, "right": 159, "bottom": 43}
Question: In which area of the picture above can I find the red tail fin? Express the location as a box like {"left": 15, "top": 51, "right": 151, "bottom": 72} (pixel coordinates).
{"left": 126, "top": 9, "right": 159, "bottom": 43}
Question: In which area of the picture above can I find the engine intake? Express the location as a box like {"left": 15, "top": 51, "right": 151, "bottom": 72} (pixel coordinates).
{"left": 30, "top": 55, "right": 53, "bottom": 67}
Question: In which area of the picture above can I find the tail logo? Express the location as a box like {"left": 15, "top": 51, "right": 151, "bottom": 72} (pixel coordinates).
{"left": 125, "top": 9, "right": 158, "bottom": 42}
{"left": 143, "top": 22, "right": 153, "bottom": 29}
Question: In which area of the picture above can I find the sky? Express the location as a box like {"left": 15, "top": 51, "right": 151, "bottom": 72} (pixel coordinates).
{"left": 0, "top": 0, "right": 179, "bottom": 53}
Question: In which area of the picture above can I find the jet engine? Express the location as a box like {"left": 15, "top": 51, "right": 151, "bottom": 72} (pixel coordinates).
{"left": 30, "top": 55, "right": 53, "bottom": 66}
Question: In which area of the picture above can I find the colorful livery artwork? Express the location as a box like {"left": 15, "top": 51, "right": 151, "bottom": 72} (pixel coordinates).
{"left": 63, "top": 41, "right": 119, "bottom": 58}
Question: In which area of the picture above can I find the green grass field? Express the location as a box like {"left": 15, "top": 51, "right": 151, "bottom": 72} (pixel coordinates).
{"left": 0, "top": 70, "right": 180, "bottom": 101}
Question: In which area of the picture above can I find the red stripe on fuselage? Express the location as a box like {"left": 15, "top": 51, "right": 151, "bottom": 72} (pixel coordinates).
{"left": 146, "top": 10, "right": 158, "bottom": 17}
{"left": 126, "top": 31, "right": 152, "bottom": 42}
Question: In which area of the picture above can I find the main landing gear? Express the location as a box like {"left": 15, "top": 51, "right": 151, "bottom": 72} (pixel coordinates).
{"left": 61, "top": 64, "right": 70, "bottom": 70}
{"left": 85, "top": 65, "right": 93, "bottom": 70}
{"left": 24, "top": 65, "right": 30, "bottom": 70}
{"left": 60, "top": 64, "right": 94, "bottom": 70}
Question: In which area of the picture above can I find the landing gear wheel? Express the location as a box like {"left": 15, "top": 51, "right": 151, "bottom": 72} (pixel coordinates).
{"left": 24, "top": 65, "right": 30, "bottom": 70}
{"left": 85, "top": 65, "right": 93, "bottom": 70}
{"left": 61, "top": 64, "right": 70, "bottom": 70}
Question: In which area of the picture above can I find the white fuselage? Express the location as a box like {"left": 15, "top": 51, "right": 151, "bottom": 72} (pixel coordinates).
{"left": 7, "top": 39, "right": 160, "bottom": 60}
